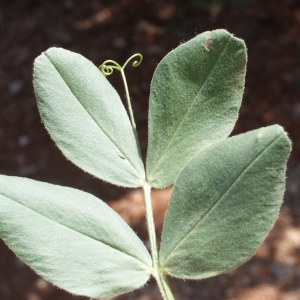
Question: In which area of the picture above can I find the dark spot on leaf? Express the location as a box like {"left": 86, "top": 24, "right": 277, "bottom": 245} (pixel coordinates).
{"left": 204, "top": 38, "right": 213, "bottom": 51}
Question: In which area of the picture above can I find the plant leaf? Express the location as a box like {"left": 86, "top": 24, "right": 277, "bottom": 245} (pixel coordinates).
{"left": 33, "top": 47, "right": 145, "bottom": 188}
{"left": 146, "top": 29, "right": 247, "bottom": 188}
{"left": 159, "top": 125, "right": 291, "bottom": 279}
{"left": 0, "top": 176, "right": 152, "bottom": 298}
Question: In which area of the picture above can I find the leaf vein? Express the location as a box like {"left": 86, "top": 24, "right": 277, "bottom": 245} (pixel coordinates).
{"left": 148, "top": 34, "right": 232, "bottom": 181}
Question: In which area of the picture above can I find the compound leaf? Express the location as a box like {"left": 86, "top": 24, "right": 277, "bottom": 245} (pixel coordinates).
{"left": 34, "top": 48, "right": 145, "bottom": 188}
{"left": 159, "top": 125, "right": 291, "bottom": 279}
{"left": 146, "top": 29, "right": 247, "bottom": 188}
{"left": 0, "top": 176, "right": 151, "bottom": 298}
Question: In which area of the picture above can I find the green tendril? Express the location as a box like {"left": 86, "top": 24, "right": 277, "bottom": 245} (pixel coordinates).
{"left": 99, "top": 53, "right": 143, "bottom": 76}
{"left": 99, "top": 53, "right": 143, "bottom": 158}
{"left": 99, "top": 60, "right": 121, "bottom": 76}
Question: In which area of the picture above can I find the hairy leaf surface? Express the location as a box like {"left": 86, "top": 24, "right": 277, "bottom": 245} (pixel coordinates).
{"left": 0, "top": 176, "right": 151, "bottom": 298}
{"left": 146, "top": 29, "right": 247, "bottom": 188}
{"left": 159, "top": 125, "right": 291, "bottom": 278}
{"left": 34, "top": 48, "right": 145, "bottom": 188}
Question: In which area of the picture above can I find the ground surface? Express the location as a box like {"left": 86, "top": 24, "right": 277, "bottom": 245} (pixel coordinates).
{"left": 0, "top": 0, "right": 300, "bottom": 299}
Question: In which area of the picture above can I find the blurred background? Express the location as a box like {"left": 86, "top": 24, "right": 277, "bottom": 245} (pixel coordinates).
{"left": 0, "top": 0, "right": 300, "bottom": 299}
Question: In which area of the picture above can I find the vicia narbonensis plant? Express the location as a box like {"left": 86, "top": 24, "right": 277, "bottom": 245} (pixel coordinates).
{"left": 0, "top": 29, "right": 291, "bottom": 300}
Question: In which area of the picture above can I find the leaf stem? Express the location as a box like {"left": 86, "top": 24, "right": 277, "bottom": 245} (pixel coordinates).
{"left": 119, "top": 69, "right": 142, "bottom": 157}
{"left": 142, "top": 182, "right": 175, "bottom": 300}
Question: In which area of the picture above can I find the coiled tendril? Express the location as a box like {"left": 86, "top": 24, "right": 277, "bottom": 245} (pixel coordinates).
{"left": 99, "top": 53, "right": 143, "bottom": 76}
{"left": 99, "top": 53, "right": 143, "bottom": 157}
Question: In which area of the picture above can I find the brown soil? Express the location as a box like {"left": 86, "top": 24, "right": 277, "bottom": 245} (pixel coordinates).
{"left": 0, "top": 0, "right": 300, "bottom": 299}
